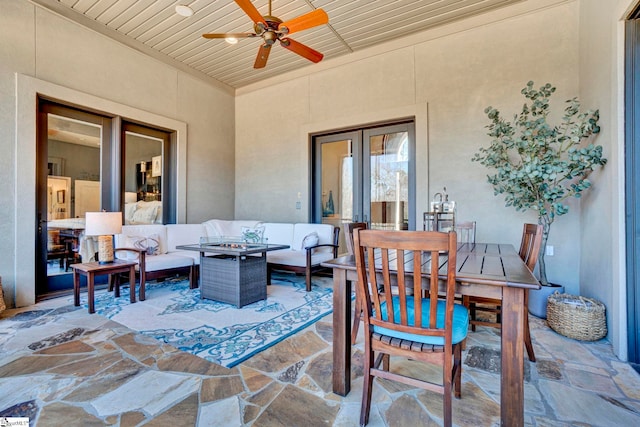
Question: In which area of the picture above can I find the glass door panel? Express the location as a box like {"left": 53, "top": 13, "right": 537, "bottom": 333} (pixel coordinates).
{"left": 314, "top": 131, "right": 361, "bottom": 254}
{"left": 122, "top": 122, "right": 170, "bottom": 225}
{"left": 38, "top": 106, "right": 105, "bottom": 295}
{"left": 364, "top": 128, "right": 410, "bottom": 230}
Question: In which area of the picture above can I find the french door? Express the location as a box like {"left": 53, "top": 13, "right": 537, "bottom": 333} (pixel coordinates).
{"left": 312, "top": 122, "right": 416, "bottom": 251}
{"left": 36, "top": 101, "right": 113, "bottom": 296}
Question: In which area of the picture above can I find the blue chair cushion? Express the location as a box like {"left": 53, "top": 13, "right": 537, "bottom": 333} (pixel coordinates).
{"left": 373, "top": 296, "right": 469, "bottom": 346}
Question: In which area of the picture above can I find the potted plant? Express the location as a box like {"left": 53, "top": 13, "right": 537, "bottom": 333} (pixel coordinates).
{"left": 473, "top": 81, "right": 607, "bottom": 318}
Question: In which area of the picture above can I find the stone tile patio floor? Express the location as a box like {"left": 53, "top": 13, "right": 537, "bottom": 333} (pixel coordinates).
{"left": 1, "top": 280, "right": 640, "bottom": 426}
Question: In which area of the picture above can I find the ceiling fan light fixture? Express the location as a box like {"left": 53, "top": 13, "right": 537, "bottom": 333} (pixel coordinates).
{"left": 225, "top": 37, "right": 239, "bottom": 45}
{"left": 175, "top": 5, "right": 194, "bottom": 17}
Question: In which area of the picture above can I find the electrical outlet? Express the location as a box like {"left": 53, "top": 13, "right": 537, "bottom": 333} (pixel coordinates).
{"left": 546, "top": 245, "right": 554, "bottom": 256}
{"left": 296, "top": 201, "right": 301, "bottom": 209}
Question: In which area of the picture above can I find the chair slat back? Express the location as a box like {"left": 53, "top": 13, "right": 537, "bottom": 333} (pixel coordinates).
{"left": 345, "top": 222, "right": 368, "bottom": 255}
{"left": 519, "top": 223, "right": 543, "bottom": 271}
{"left": 353, "top": 229, "right": 458, "bottom": 343}
{"left": 456, "top": 221, "right": 476, "bottom": 245}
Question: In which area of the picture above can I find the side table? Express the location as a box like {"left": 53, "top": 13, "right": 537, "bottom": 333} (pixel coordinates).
{"left": 72, "top": 260, "right": 137, "bottom": 314}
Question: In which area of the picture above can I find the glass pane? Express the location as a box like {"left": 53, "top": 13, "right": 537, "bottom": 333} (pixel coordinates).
{"left": 321, "top": 139, "right": 352, "bottom": 253}
{"left": 369, "top": 131, "right": 409, "bottom": 230}
{"left": 46, "top": 114, "right": 101, "bottom": 277}
{"left": 124, "top": 132, "right": 163, "bottom": 224}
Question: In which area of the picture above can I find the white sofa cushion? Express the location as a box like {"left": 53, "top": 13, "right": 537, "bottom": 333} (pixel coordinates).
{"left": 203, "top": 219, "right": 262, "bottom": 238}
{"left": 291, "top": 223, "right": 335, "bottom": 253}
{"left": 262, "top": 223, "right": 294, "bottom": 246}
{"left": 267, "top": 249, "right": 336, "bottom": 268}
{"left": 166, "top": 224, "right": 206, "bottom": 264}
{"left": 166, "top": 224, "right": 206, "bottom": 251}
{"left": 143, "top": 253, "right": 193, "bottom": 272}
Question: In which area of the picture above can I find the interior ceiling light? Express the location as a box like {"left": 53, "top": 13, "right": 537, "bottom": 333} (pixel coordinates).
{"left": 175, "top": 5, "right": 194, "bottom": 17}
{"left": 225, "top": 37, "right": 239, "bottom": 45}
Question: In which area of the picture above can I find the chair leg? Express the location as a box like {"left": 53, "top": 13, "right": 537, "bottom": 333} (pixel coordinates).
{"left": 351, "top": 291, "right": 362, "bottom": 344}
{"left": 381, "top": 353, "right": 390, "bottom": 372}
{"left": 305, "top": 266, "right": 312, "bottom": 292}
{"left": 443, "top": 362, "right": 453, "bottom": 427}
{"left": 139, "top": 270, "right": 146, "bottom": 301}
{"left": 360, "top": 347, "right": 375, "bottom": 426}
{"left": 463, "top": 295, "right": 478, "bottom": 332}
{"left": 188, "top": 265, "right": 196, "bottom": 289}
{"left": 453, "top": 343, "right": 462, "bottom": 399}
{"left": 523, "top": 291, "right": 536, "bottom": 362}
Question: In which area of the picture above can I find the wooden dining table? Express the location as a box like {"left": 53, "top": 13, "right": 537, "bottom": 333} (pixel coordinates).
{"left": 321, "top": 242, "right": 540, "bottom": 427}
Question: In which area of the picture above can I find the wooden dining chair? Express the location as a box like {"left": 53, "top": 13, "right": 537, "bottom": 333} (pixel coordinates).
{"left": 354, "top": 229, "right": 468, "bottom": 427}
{"left": 345, "top": 222, "right": 368, "bottom": 344}
{"left": 463, "top": 223, "right": 543, "bottom": 362}
{"left": 455, "top": 220, "right": 476, "bottom": 245}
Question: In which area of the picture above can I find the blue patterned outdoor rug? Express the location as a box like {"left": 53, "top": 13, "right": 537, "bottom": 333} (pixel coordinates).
{"left": 80, "top": 273, "right": 333, "bottom": 368}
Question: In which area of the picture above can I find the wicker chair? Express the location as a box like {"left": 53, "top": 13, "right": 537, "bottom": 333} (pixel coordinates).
{"left": 354, "top": 229, "right": 468, "bottom": 427}
{"left": 463, "top": 223, "right": 542, "bottom": 361}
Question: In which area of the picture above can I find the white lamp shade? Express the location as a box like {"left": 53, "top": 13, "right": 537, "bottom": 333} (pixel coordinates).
{"left": 85, "top": 212, "right": 123, "bottom": 236}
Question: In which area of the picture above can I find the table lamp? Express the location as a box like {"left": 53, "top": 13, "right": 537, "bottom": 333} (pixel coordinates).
{"left": 85, "top": 212, "right": 123, "bottom": 264}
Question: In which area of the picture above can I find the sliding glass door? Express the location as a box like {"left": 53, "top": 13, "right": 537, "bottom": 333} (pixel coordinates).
{"left": 36, "top": 101, "right": 178, "bottom": 298}
{"left": 36, "top": 102, "right": 111, "bottom": 295}
{"left": 313, "top": 121, "right": 415, "bottom": 252}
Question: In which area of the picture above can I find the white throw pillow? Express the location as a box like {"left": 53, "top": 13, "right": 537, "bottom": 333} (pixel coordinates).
{"left": 301, "top": 232, "right": 319, "bottom": 251}
{"left": 117, "top": 234, "right": 161, "bottom": 259}
{"left": 241, "top": 226, "right": 265, "bottom": 243}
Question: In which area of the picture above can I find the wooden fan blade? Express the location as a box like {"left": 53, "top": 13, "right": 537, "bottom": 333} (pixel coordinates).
{"left": 280, "top": 38, "right": 323, "bottom": 63}
{"left": 202, "top": 33, "right": 255, "bottom": 39}
{"left": 278, "top": 9, "right": 328, "bottom": 35}
{"left": 235, "top": 0, "right": 267, "bottom": 25}
{"left": 254, "top": 44, "right": 272, "bottom": 68}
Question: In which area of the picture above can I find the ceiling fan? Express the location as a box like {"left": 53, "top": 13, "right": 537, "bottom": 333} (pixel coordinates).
{"left": 202, "top": 0, "right": 328, "bottom": 69}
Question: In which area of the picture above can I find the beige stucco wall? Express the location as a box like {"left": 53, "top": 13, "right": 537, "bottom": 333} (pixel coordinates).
{"left": 0, "top": 1, "right": 235, "bottom": 307}
{"left": 577, "top": 0, "right": 638, "bottom": 360}
{"left": 236, "top": 3, "right": 582, "bottom": 286}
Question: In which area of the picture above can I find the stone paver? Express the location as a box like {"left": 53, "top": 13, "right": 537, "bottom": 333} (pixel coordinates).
{"left": 1, "top": 277, "right": 640, "bottom": 426}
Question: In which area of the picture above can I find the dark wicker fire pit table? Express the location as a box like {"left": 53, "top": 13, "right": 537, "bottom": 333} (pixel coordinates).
{"left": 176, "top": 241, "right": 289, "bottom": 308}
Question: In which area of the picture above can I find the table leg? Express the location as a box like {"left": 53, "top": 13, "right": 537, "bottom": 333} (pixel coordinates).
{"left": 129, "top": 266, "right": 136, "bottom": 303}
{"left": 73, "top": 269, "right": 80, "bottom": 307}
{"left": 113, "top": 274, "right": 120, "bottom": 298}
{"left": 500, "top": 286, "right": 525, "bottom": 427}
{"left": 88, "top": 272, "right": 95, "bottom": 314}
{"left": 332, "top": 268, "right": 351, "bottom": 396}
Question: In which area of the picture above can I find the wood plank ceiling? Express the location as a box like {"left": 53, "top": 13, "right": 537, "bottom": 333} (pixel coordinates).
{"left": 33, "top": 0, "right": 523, "bottom": 89}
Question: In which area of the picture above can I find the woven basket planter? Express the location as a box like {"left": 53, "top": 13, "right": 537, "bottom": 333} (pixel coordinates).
{"left": 547, "top": 292, "right": 607, "bottom": 341}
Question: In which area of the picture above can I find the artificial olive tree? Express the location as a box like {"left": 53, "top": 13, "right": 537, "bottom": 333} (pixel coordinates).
{"left": 473, "top": 81, "right": 607, "bottom": 285}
